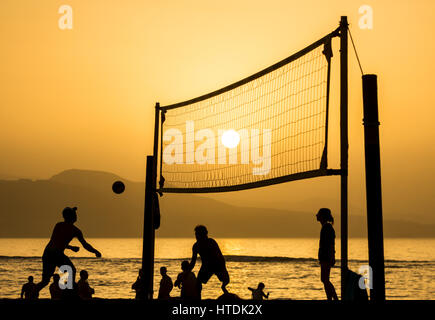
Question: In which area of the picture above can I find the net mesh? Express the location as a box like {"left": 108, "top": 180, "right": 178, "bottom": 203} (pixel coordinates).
{"left": 159, "top": 38, "right": 332, "bottom": 192}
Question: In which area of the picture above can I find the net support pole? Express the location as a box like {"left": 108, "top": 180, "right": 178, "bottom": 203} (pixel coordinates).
{"left": 362, "top": 75, "right": 386, "bottom": 301}
{"left": 153, "top": 103, "right": 160, "bottom": 181}
{"left": 339, "top": 15, "right": 349, "bottom": 298}
{"left": 141, "top": 103, "right": 160, "bottom": 299}
{"left": 142, "top": 155, "right": 155, "bottom": 299}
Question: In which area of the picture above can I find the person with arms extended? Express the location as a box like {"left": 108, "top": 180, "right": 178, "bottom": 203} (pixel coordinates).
{"left": 248, "top": 282, "right": 270, "bottom": 300}
{"left": 189, "top": 225, "right": 230, "bottom": 298}
{"left": 36, "top": 206, "right": 102, "bottom": 293}
{"left": 316, "top": 208, "right": 338, "bottom": 300}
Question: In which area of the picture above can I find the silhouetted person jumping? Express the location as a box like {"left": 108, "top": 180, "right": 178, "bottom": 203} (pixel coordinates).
{"left": 189, "top": 225, "right": 230, "bottom": 298}
{"left": 316, "top": 208, "right": 338, "bottom": 300}
{"left": 21, "top": 276, "right": 38, "bottom": 299}
{"left": 36, "top": 206, "right": 101, "bottom": 293}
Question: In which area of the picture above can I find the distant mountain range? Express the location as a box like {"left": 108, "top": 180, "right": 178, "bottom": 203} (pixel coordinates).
{"left": 0, "top": 169, "right": 434, "bottom": 238}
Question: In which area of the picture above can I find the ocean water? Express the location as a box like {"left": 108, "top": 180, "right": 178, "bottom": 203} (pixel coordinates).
{"left": 0, "top": 238, "right": 434, "bottom": 300}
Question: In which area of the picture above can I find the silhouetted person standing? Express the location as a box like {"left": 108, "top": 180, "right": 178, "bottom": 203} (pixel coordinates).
{"left": 158, "top": 266, "right": 173, "bottom": 299}
{"left": 189, "top": 225, "right": 230, "bottom": 298}
{"left": 21, "top": 276, "right": 38, "bottom": 299}
{"left": 317, "top": 208, "right": 339, "bottom": 300}
{"left": 36, "top": 206, "right": 102, "bottom": 293}
{"left": 132, "top": 269, "right": 146, "bottom": 300}
{"left": 77, "top": 270, "right": 95, "bottom": 300}
{"left": 49, "top": 274, "right": 63, "bottom": 300}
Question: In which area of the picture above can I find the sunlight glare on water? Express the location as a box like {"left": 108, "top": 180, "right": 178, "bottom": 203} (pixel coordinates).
{"left": 0, "top": 238, "right": 433, "bottom": 300}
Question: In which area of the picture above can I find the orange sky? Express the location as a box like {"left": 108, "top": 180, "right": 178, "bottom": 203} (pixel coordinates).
{"left": 1, "top": 0, "right": 435, "bottom": 222}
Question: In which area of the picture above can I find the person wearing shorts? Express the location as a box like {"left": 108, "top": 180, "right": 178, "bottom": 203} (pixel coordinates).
{"left": 189, "top": 225, "right": 230, "bottom": 298}
{"left": 36, "top": 207, "right": 101, "bottom": 293}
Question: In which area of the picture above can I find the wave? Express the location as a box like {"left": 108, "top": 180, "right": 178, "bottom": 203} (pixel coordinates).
{"left": 0, "top": 255, "right": 433, "bottom": 265}
{"left": 223, "top": 256, "right": 435, "bottom": 264}
{"left": 223, "top": 255, "right": 317, "bottom": 263}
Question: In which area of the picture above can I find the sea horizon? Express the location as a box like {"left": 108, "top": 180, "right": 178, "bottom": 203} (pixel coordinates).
{"left": 1, "top": 238, "right": 433, "bottom": 300}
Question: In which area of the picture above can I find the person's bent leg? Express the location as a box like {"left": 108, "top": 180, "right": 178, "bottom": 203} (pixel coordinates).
{"left": 68, "top": 261, "right": 77, "bottom": 285}
{"left": 197, "top": 268, "right": 213, "bottom": 300}
{"left": 320, "top": 262, "right": 332, "bottom": 300}
{"left": 36, "top": 274, "right": 52, "bottom": 292}
{"left": 58, "top": 254, "right": 77, "bottom": 287}
{"left": 36, "top": 256, "right": 56, "bottom": 292}
{"left": 217, "top": 269, "right": 230, "bottom": 294}
{"left": 221, "top": 282, "right": 229, "bottom": 294}
{"left": 328, "top": 281, "right": 338, "bottom": 300}
{"left": 196, "top": 281, "right": 202, "bottom": 300}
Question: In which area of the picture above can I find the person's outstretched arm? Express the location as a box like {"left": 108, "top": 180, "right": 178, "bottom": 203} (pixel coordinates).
{"left": 248, "top": 287, "right": 254, "bottom": 292}
{"left": 76, "top": 230, "right": 101, "bottom": 257}
{"left": 263, "top": 292, "right": 270, "bottom": 299}
{"left": 66, "top": 245, "right": 80, "bottom": 252}
{"left": 169, "top": 277, "right": 174, "bottom": 291}
{"left": 174, "top": 274, "right": 182, "bottom": 288}
{"left": 189, "top": 244, "right": 198, "bottom": 271}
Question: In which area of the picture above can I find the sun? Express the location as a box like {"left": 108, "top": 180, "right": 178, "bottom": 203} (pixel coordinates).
{"left": 221, "top": 130, "right": 240, "bottom": 149}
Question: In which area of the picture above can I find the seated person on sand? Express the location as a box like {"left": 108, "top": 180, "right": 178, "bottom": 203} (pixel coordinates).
{"left": 174, "top": 261, "right": 199, "bottom": 300}
{"left": 36, "top": 207, "right": 102, "bottom": 293}
{"left": 132, "top": 269, "right": 146, "bottom": 300}
{"left": 21, "top": 276, "right": 38, "bottom": 300}
{"left": 158, "top": 266, "right": 173, "bottom": 299}
{"left": 49, "top": 274, "right": 63, "bottom": 300}
{"left": 189, "top": 225, "right": 230, "bottom": 298}
{"left": 77, "top": 270, "right": 95, "bottom": 300}
{"left": 248, "top": 282, "right": 270, "bottom": 300}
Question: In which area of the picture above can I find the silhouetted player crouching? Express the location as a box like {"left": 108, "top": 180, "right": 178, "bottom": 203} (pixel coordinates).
{"left": 36, "top": 207, "right": 101, "bottom": 293}
{"left": 189, "top": 225, "right": 229, "bottom": 297}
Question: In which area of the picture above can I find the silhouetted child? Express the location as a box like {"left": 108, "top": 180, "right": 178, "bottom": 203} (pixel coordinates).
{"left": 158, "top": 266, "right": 173, "bottom": 299}
{"left": 174, "top": 261, "right": 199, "bottom": 300}
{"left": 248, "top": 282, "right": 269, "bottom": 300}
{"left": 132, "top": 269, "right": 146, "bottom": 300}
{"left": 77, "top": 270, "right": 95, "bottom": 300}
{"left": 49, "top": 274, "right": 63, "bottom": 300}
{"left": 21, "top": 276, "right": 38, "bottom": 300}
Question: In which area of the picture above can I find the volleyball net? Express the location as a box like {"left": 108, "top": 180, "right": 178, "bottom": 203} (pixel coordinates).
{"left": 157, "top": 28, "right": 341, "bottom": 193}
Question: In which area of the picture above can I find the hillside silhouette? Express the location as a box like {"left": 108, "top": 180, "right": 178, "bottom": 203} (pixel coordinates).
{"left": 0, "top": 169, "right": 434, "bottom": 238}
